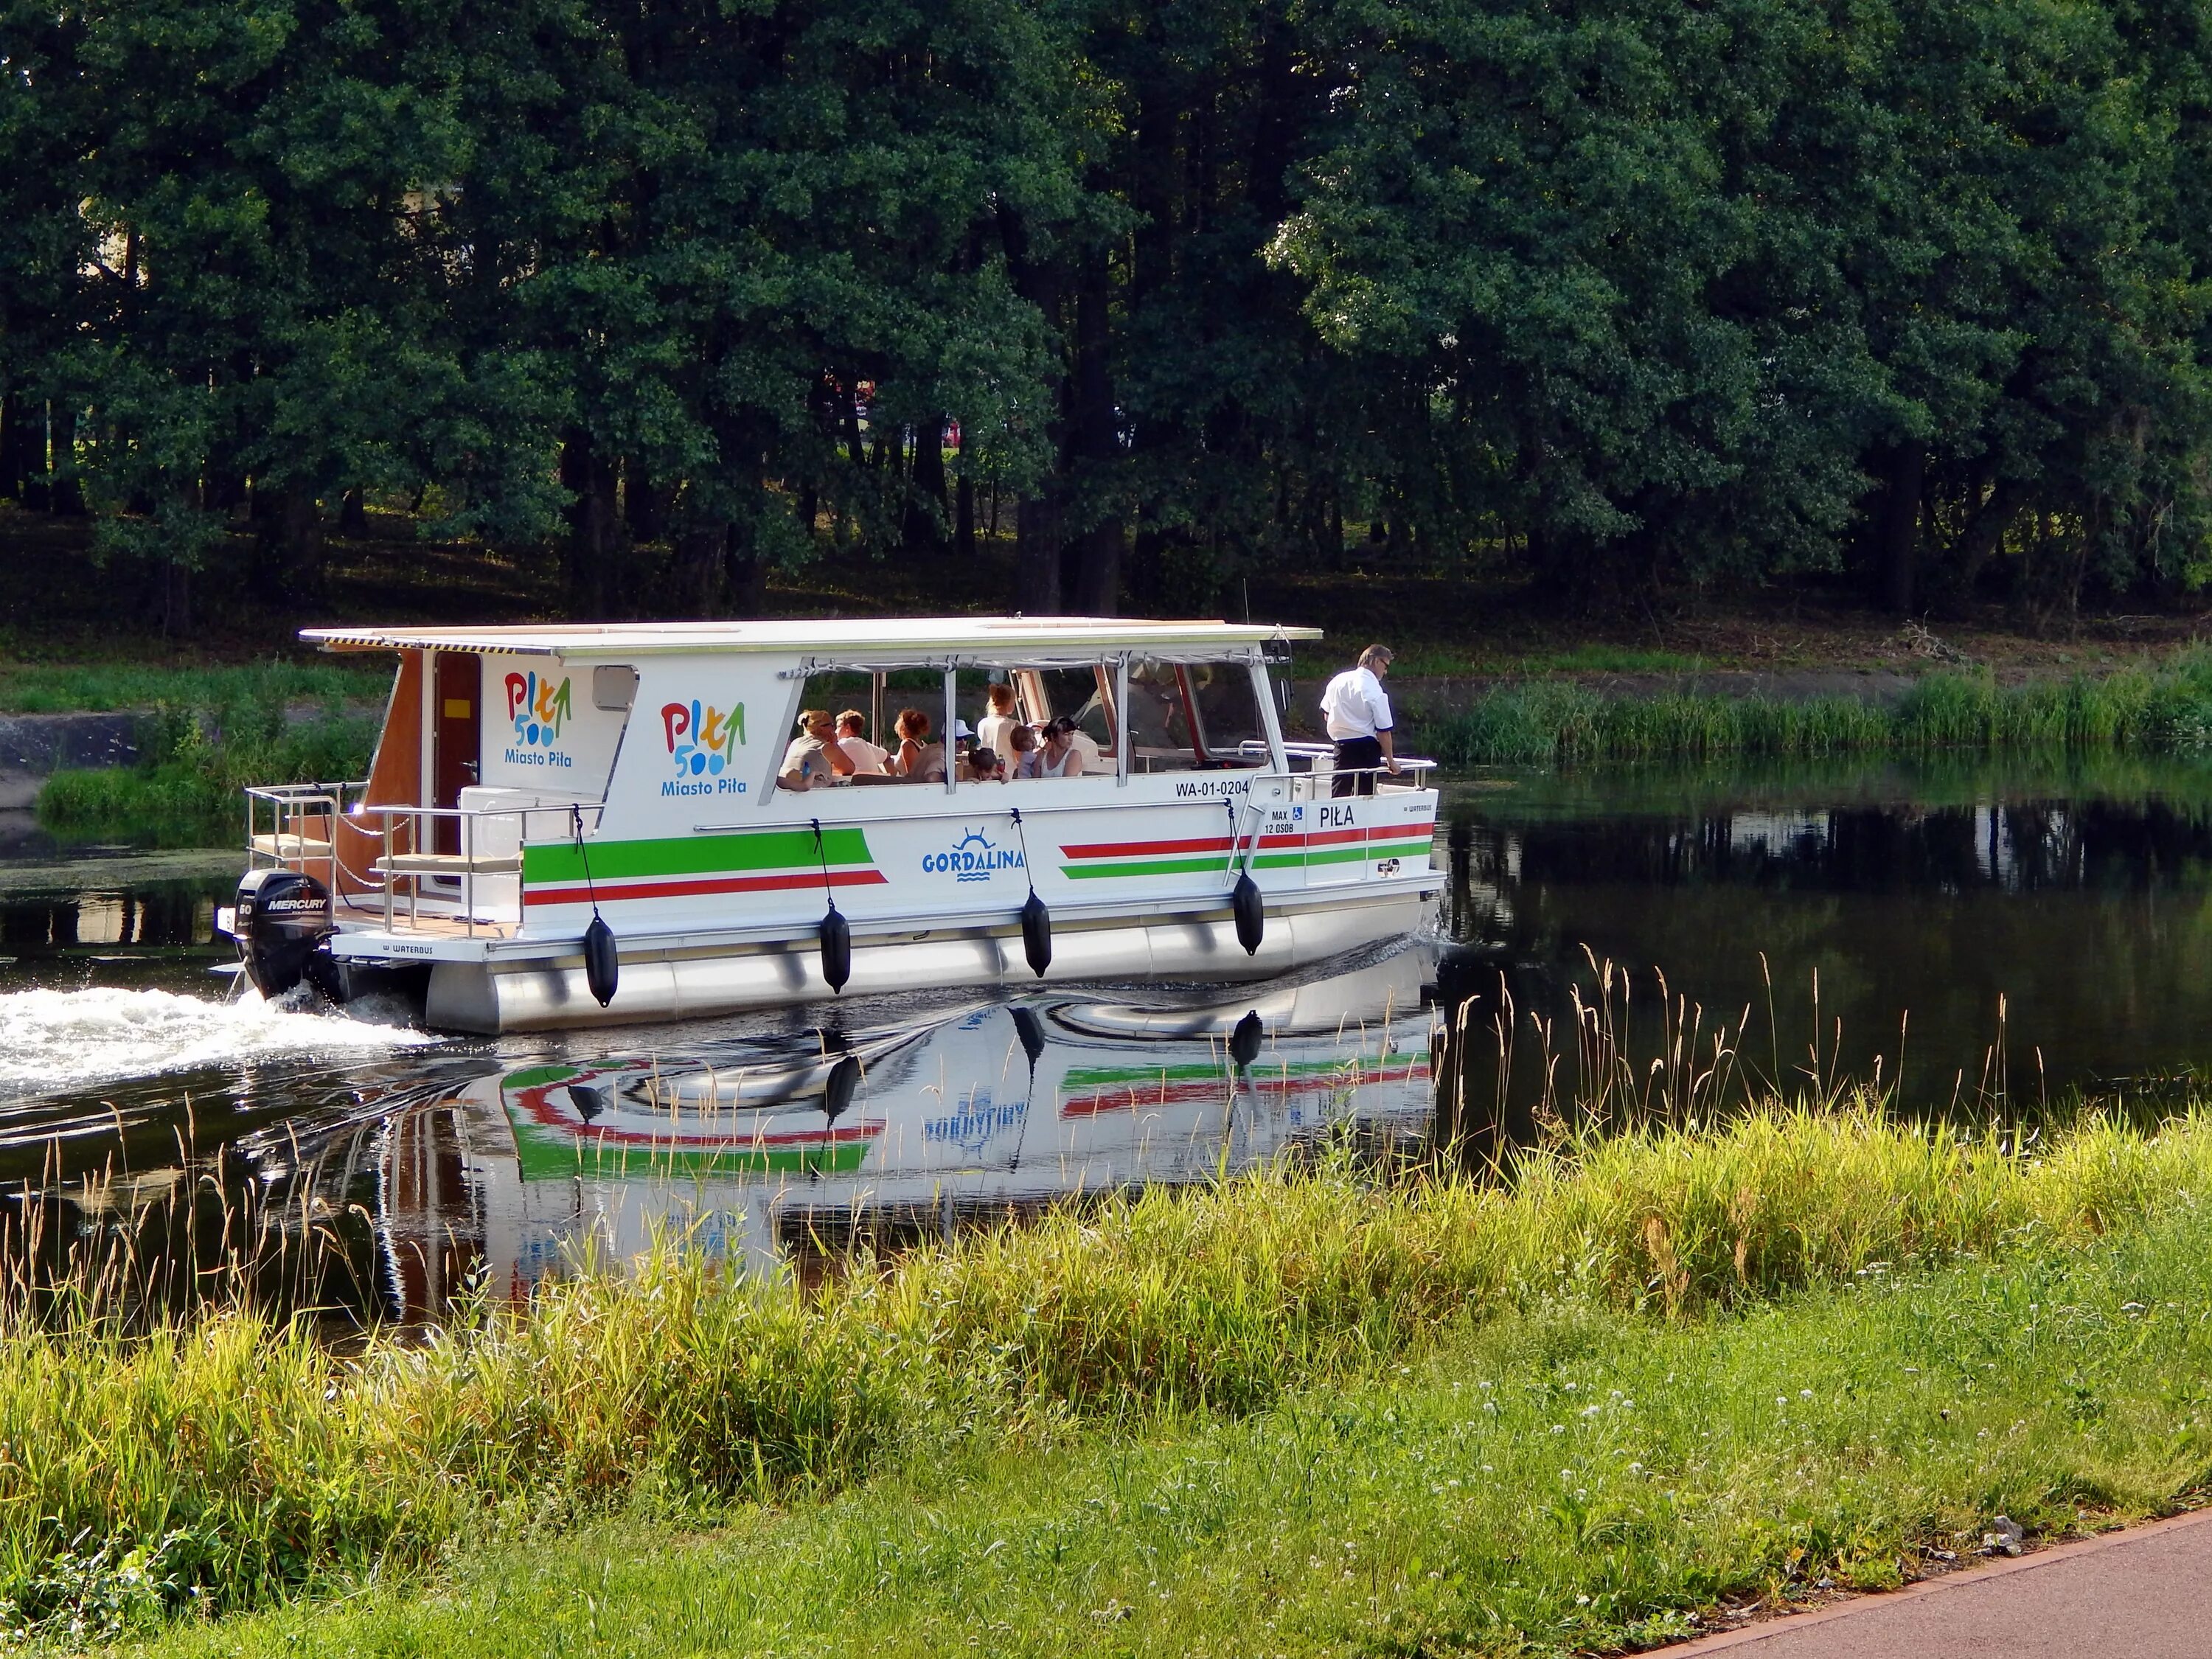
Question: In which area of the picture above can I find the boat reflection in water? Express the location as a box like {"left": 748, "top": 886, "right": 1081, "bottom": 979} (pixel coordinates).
{"left": 376, "top": 946, "right": 1433, "bottom": 1317}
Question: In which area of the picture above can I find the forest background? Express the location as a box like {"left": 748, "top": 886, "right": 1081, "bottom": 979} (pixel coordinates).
{"left": 4, "top": 0, "right": 2212, "bottom": 641}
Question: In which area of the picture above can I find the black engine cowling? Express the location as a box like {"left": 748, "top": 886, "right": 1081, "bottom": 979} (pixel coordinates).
{"left": 234, "top": 867, "right": 335, "bottom": 999}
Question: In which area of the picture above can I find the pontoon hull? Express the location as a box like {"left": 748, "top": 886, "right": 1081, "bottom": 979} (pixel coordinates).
{"left": 425, "top": 888, "right": 1430, "bottom": 1034}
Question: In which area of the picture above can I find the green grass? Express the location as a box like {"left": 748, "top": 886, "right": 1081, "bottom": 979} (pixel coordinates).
{"left": 0, "top": 661, "right": 388, "bottom": 716}
{"left": 129, "top": 1199, "right": 2212, "bottom": 1657}
{"left": 35, "top": 696, "right": 377, "bottom": 848}
{"left": 3, "top": 1107, "right": 2212, "bottom": 1641}
{"left": 1425, "top": 659, "right": 2212, "bottom": 765}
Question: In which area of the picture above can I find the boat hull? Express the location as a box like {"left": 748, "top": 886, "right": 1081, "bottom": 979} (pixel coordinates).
{"left": 425, "top": 887, "right": 1431, "bottom": 1034}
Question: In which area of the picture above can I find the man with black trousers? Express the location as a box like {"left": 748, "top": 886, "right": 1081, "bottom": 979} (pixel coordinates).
{"left": 1319, "top": 643, "right": 1397, "bottom": 797}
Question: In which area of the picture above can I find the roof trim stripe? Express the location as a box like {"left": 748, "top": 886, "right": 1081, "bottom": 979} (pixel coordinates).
{"left": 299, "top": 616, "right": 1326, "bottom": 656}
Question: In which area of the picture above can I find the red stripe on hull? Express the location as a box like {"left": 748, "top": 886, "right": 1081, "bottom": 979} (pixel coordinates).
{"left": 525, "top": 868, "right": 887, "bottom": 908}
{"left": 1061, "top": 834, "right": 1236, "bottom": 860}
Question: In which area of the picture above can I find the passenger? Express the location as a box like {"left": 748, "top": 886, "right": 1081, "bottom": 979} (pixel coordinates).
{"left": 1004, "top": 720, "right": 1042, "bottom": 779}
{"left": 889, "top": 707, "right": 947, "bottom": 783}
{"left": 952, "top": 717, "right": 977, "bottom": 757}
{"left": 835, "top": 709, "right": 889, "bottom": 773}
{"left": 779, "top": 709, "right": 856, "bottom": 790}
{"left": 963, "top": 745, "right": 1004, "bottom": 783}
{"left": 1034, "top": 716, "right": 1085, "bottom": 779}
{"left": 976, "top": 684, "right": 1020, "bottom": 761}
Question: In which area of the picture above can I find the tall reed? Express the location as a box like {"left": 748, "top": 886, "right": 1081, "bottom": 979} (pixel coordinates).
{"left": 1425, "top": 658, "right": 2212, "bottom": 765}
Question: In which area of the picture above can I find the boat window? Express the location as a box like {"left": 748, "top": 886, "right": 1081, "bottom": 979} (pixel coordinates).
{"left": 1123, "top": 658, "right": 1265, "bottom": 771}
{"left": 790, "top": 666, "right": 947, "bottom": 785}
{"left": 1182, "top": 661, "right": 1269, "bottom": 768}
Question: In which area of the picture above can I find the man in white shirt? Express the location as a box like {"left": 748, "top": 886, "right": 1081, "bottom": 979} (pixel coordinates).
{"left": 835, "top": 710, "right": 889, "bottom": 773}
{"left": 1318, "top": 644, "right": 1397, "bottom": 798}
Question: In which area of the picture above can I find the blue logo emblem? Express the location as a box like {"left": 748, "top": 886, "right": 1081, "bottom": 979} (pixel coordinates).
{"left": 922, "top": 828, "right": 1025, "bottom": 883}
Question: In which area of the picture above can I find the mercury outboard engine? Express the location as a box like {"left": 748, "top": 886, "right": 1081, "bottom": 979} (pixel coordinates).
{"left": 234, "top": 867, "right": 336, "bottom": 1000}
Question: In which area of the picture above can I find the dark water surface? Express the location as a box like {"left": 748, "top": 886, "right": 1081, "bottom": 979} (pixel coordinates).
{"left": 4, "top": 750, "right": 2210, "bottom": 1321}
{"left": 1445, "top": 751, "right": 2212, "bottom": 1118}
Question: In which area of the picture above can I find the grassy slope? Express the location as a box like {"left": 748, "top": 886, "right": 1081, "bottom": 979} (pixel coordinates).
{"left": 0, "top": 1109, "right": 2202, "bottom": 1644}
{"left": 135, "top": 1198, "right": 2212, "bottom": 1658}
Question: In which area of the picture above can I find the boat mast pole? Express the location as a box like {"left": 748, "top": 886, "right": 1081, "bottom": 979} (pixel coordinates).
{"left": 942, "top": 666, "right": 958, "bottom": 795}
{"left": 1115, "top": 655, "right": 1130, "bottom": 785}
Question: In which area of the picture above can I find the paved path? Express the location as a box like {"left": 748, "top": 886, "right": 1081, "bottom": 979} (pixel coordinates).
{"left": 1658, "top": 1508, "right": 2212, "bottom": 1657}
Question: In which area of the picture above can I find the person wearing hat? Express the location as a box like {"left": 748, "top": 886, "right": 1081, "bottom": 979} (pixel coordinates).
{"left": 1319, "top": 644, "right": 1397, "bottom": 797}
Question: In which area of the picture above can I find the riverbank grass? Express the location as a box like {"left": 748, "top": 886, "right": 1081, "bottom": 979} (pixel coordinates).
{"left": 133, "top": 1188, "right": 2212, "bottom": 1658}
{"left": 1427, "top": 656, "right": 2212, "bottom": 763}
{"left": 0, "top": 1108, "right": 2207, "bottom": 1643}
{"left": 35, "top": 695, "right": 376, "bottom": 848}
{"left": 0, "top": 661, "right": 387, "bottom": 716}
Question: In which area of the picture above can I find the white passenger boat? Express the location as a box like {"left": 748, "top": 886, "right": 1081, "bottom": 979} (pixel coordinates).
{"left": 218, "top": 618, "right": 1441, "bottom": 1033}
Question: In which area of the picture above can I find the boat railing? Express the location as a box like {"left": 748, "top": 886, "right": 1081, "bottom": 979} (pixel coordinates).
{"left": 245, "top": 786, "right": 606, "bottom": 937}
{"left": 244, "top": 780, "right": 369, "bottom": 896}
{"left": 1262, "top": 743, "right": 1437, "bottom": 800}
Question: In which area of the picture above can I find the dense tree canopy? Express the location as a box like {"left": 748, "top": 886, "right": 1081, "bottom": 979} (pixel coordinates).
{"left": 4, "top": 0, "right": 2211, "bottom": 622}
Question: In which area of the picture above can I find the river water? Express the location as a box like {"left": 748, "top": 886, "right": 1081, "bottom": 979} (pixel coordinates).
{"left": 3, "top": 751, "right": 2208, "bottom": 1321}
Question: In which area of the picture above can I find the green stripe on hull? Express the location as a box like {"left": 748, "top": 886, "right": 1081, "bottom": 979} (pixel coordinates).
{"left": 510, "top": 1127, "right": 874, "bottom": 1182}
{"left": 524, "top": 825, "right": 874, "bottom": 886}
{"left": 1063, "top": 855, "right": 1226, "bottom": 880}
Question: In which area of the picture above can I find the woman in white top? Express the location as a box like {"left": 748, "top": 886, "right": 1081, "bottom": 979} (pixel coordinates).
{"left": 975, "top": 683, "right": 1020, "bottom": 762}
{"left": 1033, "top": 717, "right": 1085, "bottom": 778}
{"left": 889, "top": 707, "right": 947, "bottom": 783}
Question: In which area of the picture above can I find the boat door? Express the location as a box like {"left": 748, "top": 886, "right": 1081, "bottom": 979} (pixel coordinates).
{"left": 431, "top": 652, "right": 481, "bottom": 853}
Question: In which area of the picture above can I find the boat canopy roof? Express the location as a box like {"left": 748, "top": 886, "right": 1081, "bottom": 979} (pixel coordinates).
{"left": 301, "top": 616, "right": 1324, "bottom": 661}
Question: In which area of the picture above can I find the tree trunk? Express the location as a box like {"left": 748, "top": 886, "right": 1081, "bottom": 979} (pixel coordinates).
{"left": 1068, "top": 253, "right": 1121, "bottom": 614}
{"left": 1879, "top": 443, "right": 1924, "bottom": 614}
{"left": 338, "top": 487, "right": 369, "bottom": 538}
{"left": 0, "top": 393, "right": 35, "bottom": 503}
{"left": 1015, "top": 495, "right": 1063, "bottom": 613}
{"left": 723, "top": 521, "right": 768, "bottom": 616}
{"left": 905, "top": 417, "right": 947, "bottom": 553}
{"left": 157, "top": 557, "right": 192, "bottom": 638}
{"left": 47, "top": 407, "right": 84, "bottom": 515}
{"left": 669, "top": 522, "right": 725, "bottom": 618}
{"left": 954, "top": 475, "right": 975, "bottom": 560}
{"left": 256, "top": 484, "right": 324, "bottom": 597}
{"left": 560, "top": 433, "right": 622, "bottom": 616}
{"left": 623, "top": 456, "right": 664, "bottom": 543}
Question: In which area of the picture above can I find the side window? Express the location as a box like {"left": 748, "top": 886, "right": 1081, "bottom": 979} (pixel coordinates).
{"left": 1124, "top": 658, "right": 1198, "bottom": 771}
{"left": 1033, "top": 667, "right": 1116, "bottom": 752}
{"left": 1183, "top": 662, "right": 1268, "bottom": 768}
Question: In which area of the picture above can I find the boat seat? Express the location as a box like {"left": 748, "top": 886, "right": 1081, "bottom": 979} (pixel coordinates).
{"left": 372, "top": 852, "right": 524, "bottom": 877}
{"left": 251, "top": 834, "right": 335, "bottom": 860}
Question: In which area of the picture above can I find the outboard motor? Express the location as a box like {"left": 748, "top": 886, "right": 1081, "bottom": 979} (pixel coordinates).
{"left": 234, "top": 867, "right": 335, "bottom": 999}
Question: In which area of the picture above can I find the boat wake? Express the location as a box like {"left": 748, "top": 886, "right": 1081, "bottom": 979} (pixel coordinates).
{"left": 0, "top": 986, "right": 434, "bottom": 1094}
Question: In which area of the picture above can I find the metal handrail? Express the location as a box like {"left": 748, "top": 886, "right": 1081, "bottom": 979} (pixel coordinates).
{"left": 243, "top": 790, "right": 606, "bottom": 939}
{"left": 346, "top": 801, "right": 608, "bottom": 936}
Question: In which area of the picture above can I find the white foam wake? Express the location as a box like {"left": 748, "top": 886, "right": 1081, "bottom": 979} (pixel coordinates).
{"left": 0, "top": 987, "right": 433, "bottom": 1093}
